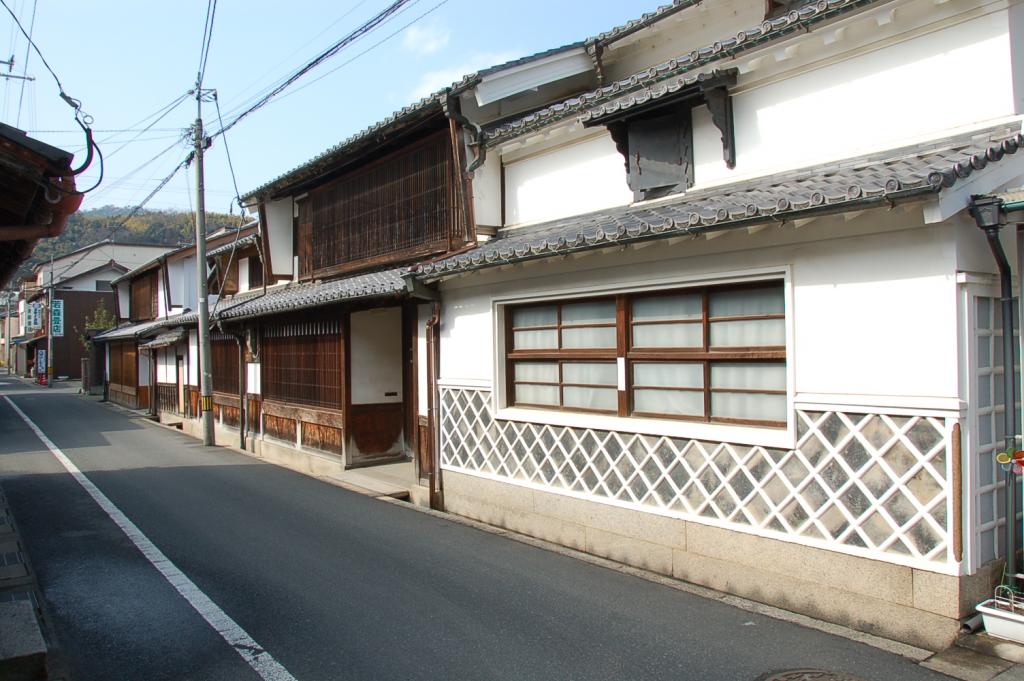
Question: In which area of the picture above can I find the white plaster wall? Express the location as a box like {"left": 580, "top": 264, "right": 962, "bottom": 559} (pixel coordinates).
{"left": 440, "top": 213, "right": 959, "bottom": 403}
{"left": 350, "top": 307, "right": 403, "bottom": 405}
{"left": 694, "top": 12, "right": 1015, "bottom": 186}
{"left": 246, "top": 362, "right": 261, "bottom": 395}
{"left": 138, "top": 352, "right": 151, "bottom": 387}
{"left": 503, "top": 134, "right": 632, "bottom": 226}
{"left": 157, "top": 349, "right": 176, "bottom": 384}
{"left": 472, "top": 153, "right": 502, "bottom": 228}
{"left": 168, "top": 260, "right": 185, "bottom": 308}
{"left": 264, "top": 198, "right": 294, "bottom": 278}
{"left": 157, "top": 274, "right": 168, "bottom": 318}
{"left": 182, "top": 256, "right": 198, "bottom": 312}
{"left": 116, "top": 285, "right": 130, "bottom": 321}
{"left": 238, "top": 258, "right": 250, "bottom": 294}
{"left": 188, "top": 330, "right": 198, "bottom": 387}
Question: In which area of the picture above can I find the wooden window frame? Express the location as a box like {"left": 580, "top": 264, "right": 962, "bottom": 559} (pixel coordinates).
{"left": 505, "top": 281, "right": 786, "bottom": 427}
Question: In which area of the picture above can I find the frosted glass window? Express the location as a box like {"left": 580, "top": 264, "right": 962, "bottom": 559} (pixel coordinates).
{"left": 563, "top": 386, "right": 617, "bottom": 411}
{"left": 515, "top": 384, "right": 559, "bottom": 406}
{"left": 562, "top": 300, "right": 615, "bottom": 326}
{"left": 562, "top": 326, "right": 616, "bottom": 349}
{"left": 632, "top": 294, "right": 701, "bottom": 321}
{"left": 633, "top": 362, "right": 702, "bottom": 388}
{"left": 515, "top": 362, "right": 558, "bottom": 383}
{"left": 634, "top": 389, "right": 703, "bottom": 416}
{"left": 513, "top": 305, "right": 556, "bottom": 328}
{"left": 563, "top": 362, "right": 616, "bottom": 385}
{"left": 710, "top": 319, "right": 785, "bottom": 347}
{"left": 711, "top": 363, "right": 785, "bottom": 391}
{"left": 514, "top": 329, "right": 558, "bottom": 349}
{"left": 709, "top": 286, "right": 783, "bottom": 317}
{"left": 711, "top": 393, "right": 786, "bottom": 421}
{"left": 632, "top": 323, "right": 701, "bottom": 348}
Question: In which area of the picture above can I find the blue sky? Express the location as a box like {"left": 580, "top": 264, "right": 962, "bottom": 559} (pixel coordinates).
{"left": 1, "top": 1, "right": 660, "bottom": 215}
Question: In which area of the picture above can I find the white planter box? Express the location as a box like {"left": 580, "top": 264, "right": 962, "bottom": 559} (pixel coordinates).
{"left": 978, "top": 598, "right": 1024, "bottom": 643}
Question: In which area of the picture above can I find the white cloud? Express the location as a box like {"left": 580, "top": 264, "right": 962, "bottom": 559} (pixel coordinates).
{"left": 402, "top": 22, "right": 451, "bottom": 55}
{"left": 409, "top": 51, "right": 522, "bottom": 101}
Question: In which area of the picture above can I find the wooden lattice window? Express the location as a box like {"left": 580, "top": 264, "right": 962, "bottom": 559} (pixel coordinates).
{"left": 129, "top": 271, "right": 159, "bottom": 321}
{"left": 211, "top": 336, "right": 239, "bottom": 395}
{"left": 506, "top": 281, "right": 786, "bottom": 426}
{"left": 306, "top": 128, "right": 465, "bottom": 277}
{"left": 262, "top": 319, "right": 343, "bottom": 410}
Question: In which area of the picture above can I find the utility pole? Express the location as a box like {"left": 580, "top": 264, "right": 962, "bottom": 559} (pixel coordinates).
{"left": 46, "top": 255, "right": 53, "bottom": 388}
{"left": 4, "top": 288, "right": 10, "bottom": 376}
{"left": 194, "top": 90, "right": 215, "bottom": 446}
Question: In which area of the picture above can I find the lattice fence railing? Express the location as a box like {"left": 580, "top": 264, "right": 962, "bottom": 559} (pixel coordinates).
{"left": 441, "top": 388, "right": 953, "bottom": 567}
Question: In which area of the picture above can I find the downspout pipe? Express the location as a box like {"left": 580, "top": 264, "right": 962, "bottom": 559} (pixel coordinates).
{"left": 971, "top": 195, "right": 1020, "bottom": 583}
{"left": 425, "top": 301, "right": 444, "bottom": 511}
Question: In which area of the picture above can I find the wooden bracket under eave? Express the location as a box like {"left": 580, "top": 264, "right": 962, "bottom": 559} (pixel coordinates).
{"left": 700, "top": 84, "right": 736, "bottom": 169}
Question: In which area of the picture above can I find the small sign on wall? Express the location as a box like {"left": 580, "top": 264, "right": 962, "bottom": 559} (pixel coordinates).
{"left": 36, "top": 348, "right": 46, "bottom": 384}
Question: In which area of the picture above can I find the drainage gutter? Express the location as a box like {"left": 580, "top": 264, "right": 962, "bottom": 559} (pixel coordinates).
{"left": 971, "top": 195, "right": 1020, "bottom": 582}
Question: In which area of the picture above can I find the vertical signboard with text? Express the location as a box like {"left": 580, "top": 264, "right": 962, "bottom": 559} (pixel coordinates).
{"left": 51, "top": 299, "right": 63, "bottom": 337}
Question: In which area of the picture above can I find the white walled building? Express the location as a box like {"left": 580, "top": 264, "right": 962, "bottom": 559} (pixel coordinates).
{"left": 406, "top": 0, "right": 1024, "bottom": 650}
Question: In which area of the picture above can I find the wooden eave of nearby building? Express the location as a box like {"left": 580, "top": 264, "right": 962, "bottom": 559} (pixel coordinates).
{"left": 0, "top": 123, "right": 81, "bottom": 287}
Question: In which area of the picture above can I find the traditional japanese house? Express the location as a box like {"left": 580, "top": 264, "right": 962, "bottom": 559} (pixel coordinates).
{"left": 96, "top": 226, "right": 254, "bottom": 412}
{"left": 221, "top": 99, "right": 476, "bottom": 488}
{"left": 400, "top": 0, "right": 1024, "bottom": 652}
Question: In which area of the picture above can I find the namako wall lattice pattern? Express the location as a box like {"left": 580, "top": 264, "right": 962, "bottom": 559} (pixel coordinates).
{"left": 441, "top": 388, "right": 953, "bottom": 565}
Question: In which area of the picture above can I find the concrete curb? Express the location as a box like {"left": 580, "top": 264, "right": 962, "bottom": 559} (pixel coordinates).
{"left": 0, "top": 486, "right": 47, "bottom": 681}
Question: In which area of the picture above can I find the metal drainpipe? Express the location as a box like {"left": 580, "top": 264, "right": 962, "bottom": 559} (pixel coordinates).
{"left": 971, "top": 196, "right": 1020, "bottom": 582}
{"left": 425, "top": 301, "right": 444, "bottom": 511}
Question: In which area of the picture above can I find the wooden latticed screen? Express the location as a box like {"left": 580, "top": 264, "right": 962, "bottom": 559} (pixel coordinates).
{"left": 262, "top": 319, "right": 343, "bottom": 410}
{"left": 304, "top": 128, "right": 465, "bottom": 277}
{"left": 211, "top": 336, "right": 239, "bottom": 395}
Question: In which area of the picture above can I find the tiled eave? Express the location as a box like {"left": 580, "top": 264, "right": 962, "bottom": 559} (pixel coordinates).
{"left": 242, "top": 101, "right": 444, "bottom": 202}
{"left": 483, "top": 0, "right": 882, "bottom": 147}
{"left": 214, "top": 267, "right": 410, "bottom": 322}
{"left": 416, "top": 124, "right": 1024, "bottom": 279}
{"left": 207, "top": 234, "right": 258, "bottom": 259}
{"left": 94, "top": 318, "right": 170, "bottom": 342}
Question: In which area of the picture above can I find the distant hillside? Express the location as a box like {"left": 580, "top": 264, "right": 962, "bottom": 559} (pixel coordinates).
{"left": 23, "top": 206, "right": 246, "bottom": 278}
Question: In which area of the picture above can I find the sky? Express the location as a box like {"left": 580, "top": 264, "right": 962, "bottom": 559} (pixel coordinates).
{"left": 0, "top": 0, "right": 662, "bottom": 217}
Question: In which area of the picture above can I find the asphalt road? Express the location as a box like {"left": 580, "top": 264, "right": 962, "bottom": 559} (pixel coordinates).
{"left": 0, "top": 378, "right": 953, "bottom": 681}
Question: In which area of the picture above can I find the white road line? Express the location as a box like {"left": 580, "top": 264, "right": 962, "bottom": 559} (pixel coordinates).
{"left": 3, "top": 396, "right": 298, "bottom": 681}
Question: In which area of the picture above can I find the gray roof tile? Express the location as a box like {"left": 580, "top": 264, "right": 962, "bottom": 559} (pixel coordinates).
{"left": 417, "top": 123, "right": 1024, "bottom": 278}
{"left": 215, "top": 267, "right": 409, "bottom": 321}
{"left": 484, "top": 0, "right": 880, "bottom": 146}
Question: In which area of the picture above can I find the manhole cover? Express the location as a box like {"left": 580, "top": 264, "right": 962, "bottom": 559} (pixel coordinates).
{"left": 756, "top": 671, "right": 868, "bottom": 681}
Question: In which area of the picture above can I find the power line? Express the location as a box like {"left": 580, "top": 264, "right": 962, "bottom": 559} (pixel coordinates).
{"left": 278, "top": 0, "right": 450, "bottom": 105}
{"left": 13, "top": 0, "right": 34, "bottom": 126}
{"left": 0, "top": 0, "right": 103, "bottom": 194}
{"left": 42, "top": 154, "right": 193, "bottom": 284}
{"left": 27, "top": 127, "right": 183, "bottom": 134}
{"left": 217, "top": 0, "right": 368, "bottom": 117}
{"left": 196, "top": 0, "right": 217, "bottom": 89}
{"left": 212, "top": 0, "right": 414, "bottom": 139}
{"left": 103, "top": 92, "right": 191, "bottom": 160}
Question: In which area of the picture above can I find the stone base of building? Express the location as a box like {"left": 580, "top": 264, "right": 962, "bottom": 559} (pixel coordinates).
{"left": 441, "top": 469, "right": 998, "bottom": 651}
